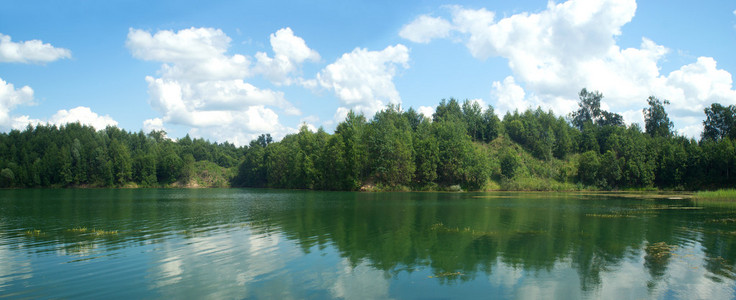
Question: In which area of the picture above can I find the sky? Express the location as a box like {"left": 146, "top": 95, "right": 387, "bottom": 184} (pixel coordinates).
{"left": 1, "top": 0, "right": 736, "bottom": 145}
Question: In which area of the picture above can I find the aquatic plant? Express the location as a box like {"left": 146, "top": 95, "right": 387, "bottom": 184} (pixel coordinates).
{"left": 67, "top": 227, "right": 89, "bottom": 233}
{"left": 24, "top": 229, "right": 44, "bottom": 237}
{"left": 695, "top": 189, "right": 736, "bottom": 201}
{"left": 91, "top": 229, "right": 118, "bottom": 236}
{"left": 429, "top": 272, "right": 463, "bottom": 278}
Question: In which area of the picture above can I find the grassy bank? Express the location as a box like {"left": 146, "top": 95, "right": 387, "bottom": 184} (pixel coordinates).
{"left": 694, "top": 189, "right": 736, "bottom": 201}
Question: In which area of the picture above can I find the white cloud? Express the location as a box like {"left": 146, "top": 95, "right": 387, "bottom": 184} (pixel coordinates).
{"left": 663, "top": 57, "right": 736, "bottom": 113}
{"left": 491, "top": 76, "right": 530, "bottom": 114}
{"left": 403, "top": 0, "right": 736, "bottom": 138}
{"left": 48, "top": 106, "right": 118, "bottom": 129}
{"left": 127, "top": 27, "right": 308, "bottom": 145}
{"left": 0, "top": 77, "right": 34, "bottom": 129}
{"left": 255, "top": 27, "right": 320, "bottom": 85}
{"left": 418, "top": 105, "right": 435, "bottom": 119}
{"left": 0, "top": 33, "right": 71, "bottom": 64}
{"left": 399, "top": 15, "right": 453, "bottom": 43}
{"left": 126, "top": 27, "right": 250, "bottom": 81}
{"left": 10, "top": 106, "right": 118, "bottom": 131}
{"left": 317, "top": 44, "right": 409, "bottom": 119}
{"left": 143, "top": 118, "right": 165, "bottom": 133}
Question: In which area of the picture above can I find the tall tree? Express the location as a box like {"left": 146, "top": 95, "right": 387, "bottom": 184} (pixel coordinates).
{"left": 702, "top": 103, "right": 736, "bottom": 141}
{"left": 643, "top": 96, "right": 673, "bottom": 137}
{"left": 481, "top": 105, "right": 501, "bottom": 143}
{"left": 367, "top": 105, "right": 415, "bottom": 187}
{"left": 433, "top": 98, "right": 463, "bottom": 123}
{"left": 462, "top": 100, "right": 483, "bottom": 141}
{"left": 571, "top": 88, "right": 624, "bottom": 130}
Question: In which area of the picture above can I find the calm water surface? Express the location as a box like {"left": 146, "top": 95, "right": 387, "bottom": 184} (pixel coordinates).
{"left": 1, "top": 189, "right": 735, "bottom": 299}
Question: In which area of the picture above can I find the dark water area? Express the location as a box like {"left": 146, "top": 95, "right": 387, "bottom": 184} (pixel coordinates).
{"left": 1, "top": 189, "right": 735, "bottom": 299}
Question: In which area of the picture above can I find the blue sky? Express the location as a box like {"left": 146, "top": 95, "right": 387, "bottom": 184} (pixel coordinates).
{"left": 1, "top": 0, "right": 735, "bottom": 145}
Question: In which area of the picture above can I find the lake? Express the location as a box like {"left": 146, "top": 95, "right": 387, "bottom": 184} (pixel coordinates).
{"left": 1, "top": 189, "right": 735, "bottom": 299}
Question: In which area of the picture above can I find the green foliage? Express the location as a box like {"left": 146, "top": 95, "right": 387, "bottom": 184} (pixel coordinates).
{"left": 578, "top": 151, "right": 600, "bottom": 186}
{"left": 0, "top": 122, "right": 242, "bottom": 188}
{"left": 643, "top": 96, "right": 673, "bottom": 137}
{"left": 702, "top": 103, "right": 736, "bottom": 141}
{"left": 413, "top": 120, "right": 439, "bottom": 185}
{"left": 0, "top": 168, "right": 14, "bottom": 187}
{"left": 5, "top": 91, "right": 736, "bottom": 192}
{"left": 499, "top": 148, "right": 520, "bottom": 179}
{"left": 570, "top": 88, "right": 624, "bottom": 130}
{"left": 433, "top": 98, "right": 463, "bottom": 123}
{"left": 433, "top": 118, "right": 471, "bottom": 185}
{"left": 367, "top": 105, "right": 415, "bottom": 187}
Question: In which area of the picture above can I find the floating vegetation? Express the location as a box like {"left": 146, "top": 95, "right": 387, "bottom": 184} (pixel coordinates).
{"left": 91, "top": 229, "right": 118, "bottom": 236}
{"left": 707, "top": 218, "right": 736, "bottom": 224}
{"left": 429, "top": 222, "right": 473, "bottom": 234}
{"left": 429, "top": 222, "right": 544, "bottom": 237}
{"left": 429, "top": 272, "right": 463, "bottom": 278}
{"left": 635, "top": 205, "right": 702, "bottom": 211}
{"left": 67, "top": 227, "right": 89, "bottom": 233}
{"left": 646, "top": 242, "right": 677, "bottom": 260}
{"left": 64, "top": 227, "right": 118, "bottom": 236}
{"left": 24, "top": 229, "right": 44, "bottom": 237}
{"left": 585, "top": 213, "right": 635, "bottom": 218}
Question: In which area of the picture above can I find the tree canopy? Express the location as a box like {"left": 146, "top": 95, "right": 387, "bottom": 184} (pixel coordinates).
{"left": 2, "top": 89, "right": 735, "bottom": 191}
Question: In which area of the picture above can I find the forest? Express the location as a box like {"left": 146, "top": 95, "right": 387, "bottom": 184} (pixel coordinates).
{"left": 1, "top": 88, "right": 736, "bottom": 191}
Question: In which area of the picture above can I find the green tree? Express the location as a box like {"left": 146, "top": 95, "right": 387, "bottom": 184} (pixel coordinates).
{"left": 157, "top": 145, "right": 182, "bottom": 184}
{"left": 433, "top": 98, "right": 463, "bottom": 123}
{"left": 413, "top": 120, "right": 439, "bottom": 185}
{"left": 702, "top": 103, "right": 736, "bottom": 141}
{"left": 366, "top": 105, "right": 415, "bottom": 187}
{"left": 578, "top": 150, "right": 600, "bottom": 186}
{"left": 643, "top": 96, "right": 673, "bottom": 137}
{"left": 499, "top": 148, "right": 520, "bottom": 179}
{"left": 335, "top": 111, "right": 367, "bottom": 189}
{"left": 434, "top": 118, "right": 471, "bottom": 185}
{"left": 462, "top": 100, "right": 483, "bottom": 141}
{"left": 109, "top": 139, "right": 132, "bottom": 185}
{"left": 481, "top": 105, "right": 501, "bottom": 143}
{"left": 571, "top": 88, "right": 624, "bottom": 130}
{"left": 599, "top": 150, "right": 621, "bottom": 189}
{"left": 0, "top": 168, "right": 14, "bottom": 187}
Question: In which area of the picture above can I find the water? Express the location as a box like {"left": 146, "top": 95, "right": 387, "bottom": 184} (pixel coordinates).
{"left": 1, "top": 189, "right": 735, "bottom": 299}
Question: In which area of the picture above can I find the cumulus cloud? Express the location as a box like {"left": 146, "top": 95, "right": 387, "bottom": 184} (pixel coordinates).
{"left": 254, "top": 27, "right": 320, "bottom": 85}
{"left": 418, "top": 105, "right": 435, "bottom": 119}
{"left": 0, "top": 78, "right": 34, "bottom": 129}
{"left": 402, "top": 0, "right": 736, "bottom": 137}
{"left": 399, "top": 15, "right": 453, "bottom": 43}
{"left": 143, "top": 118, "right": 165, "bottom": 133}
{"left": 491, "top": 76, "right": 530, "bottom": 114}
{"left": 48, "top": 106, "right": 118, "bottom": 129}
{"left": 317, "top": 44, "right": 409, "bottom": 120}
{"left": 126, "top": 27, "right": 250, "bottom": 81}
{"left": 127, "top": 27, "right": 310, "bottom": 144}
{"left": 9, "top": 106, "right": 118, "bottom": 131}
{"left": 0, "top": 33, "right": 71, "bottom": 64}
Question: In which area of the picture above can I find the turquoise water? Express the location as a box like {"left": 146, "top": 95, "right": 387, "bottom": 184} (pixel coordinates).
{"left": 0, "top": 189, "right": 734, "bottom": 299}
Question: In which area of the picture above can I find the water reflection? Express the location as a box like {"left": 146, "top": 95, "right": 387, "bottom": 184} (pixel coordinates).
{"left": 0, "top": 189, "right": 736, "bottom": 298}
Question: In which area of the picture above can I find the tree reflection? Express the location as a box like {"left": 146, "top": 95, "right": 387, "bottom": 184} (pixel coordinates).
{"left": 5, "top": 189, "right": 736, "bottom": 294}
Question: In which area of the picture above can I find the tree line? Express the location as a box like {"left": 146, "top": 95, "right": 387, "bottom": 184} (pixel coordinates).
{"left": 233, "top": 89, "right": 736, "bottom": 191}
{"left": 2, "top": 88, "right": 736, "bottom": 190}
{"left": 0, "top": 123, "right": 243, "bottom": 187}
